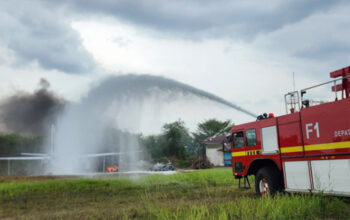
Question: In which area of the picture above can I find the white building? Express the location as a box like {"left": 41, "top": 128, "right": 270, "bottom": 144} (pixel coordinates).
{"left": 202, "top": 135, "right": 228, "bottom": 167}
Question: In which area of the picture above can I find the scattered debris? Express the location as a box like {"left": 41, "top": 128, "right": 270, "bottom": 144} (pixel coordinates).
{"left": 151, "top": 162, "right": 176, "bottom": 171}
{"left": 191, "top": 156, "right": 214, "bottom": 169}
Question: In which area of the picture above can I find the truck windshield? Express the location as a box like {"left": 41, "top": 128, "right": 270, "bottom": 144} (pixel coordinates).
{"left": 233, "top": 131, "right": 244, "bottom": 148}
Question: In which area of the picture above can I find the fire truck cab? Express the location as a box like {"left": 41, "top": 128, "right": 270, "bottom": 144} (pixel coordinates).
{"left": 230, "top": 66, "right": 350, "bottom": 196}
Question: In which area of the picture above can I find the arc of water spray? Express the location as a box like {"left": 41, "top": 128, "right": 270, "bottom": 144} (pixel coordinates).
{"left": 91, "top": 74, "right": 258, "bottom": 119}
{"left": 46, "top": 74, "right": 257, "bottom": 174}
{"left": 182, "top": 84, "right": 258, "bottom": 118}
{"left": 152, "top": 75, "right": 258, "bottom": 118}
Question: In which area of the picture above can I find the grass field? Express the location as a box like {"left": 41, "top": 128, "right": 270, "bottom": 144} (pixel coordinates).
{"left": 0, "top": 168, "right": 349, "bottom": 219}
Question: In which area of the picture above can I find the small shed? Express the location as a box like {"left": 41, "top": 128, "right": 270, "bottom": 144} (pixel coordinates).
{"left": 202, "top": 135, "right": 231, "bottom": 167}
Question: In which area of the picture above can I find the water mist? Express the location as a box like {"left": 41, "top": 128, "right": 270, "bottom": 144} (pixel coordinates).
{"left": 50, "top": 74, "right": 256, "bottom": 174}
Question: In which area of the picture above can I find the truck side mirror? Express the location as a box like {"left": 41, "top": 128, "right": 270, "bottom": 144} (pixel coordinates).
{"left": 226, "top": 135, "right": 233, "bottom": 142}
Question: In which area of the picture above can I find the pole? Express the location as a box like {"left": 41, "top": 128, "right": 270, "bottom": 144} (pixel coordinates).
{"left": 334, "top": 81, "right": 338, "bottom": 100}
{"left": 103, "top": 156, "right": 106, "bottom": 173}
{"left": 293, "top": 72, "right": 296, "bottom": 91}
{"left": 7, "top": 160, "right": 10, "bottom": 176}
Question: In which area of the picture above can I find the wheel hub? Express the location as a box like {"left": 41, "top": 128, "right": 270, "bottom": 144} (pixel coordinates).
{"left": 259, "top": 178, "right": 269, "bottom": 195}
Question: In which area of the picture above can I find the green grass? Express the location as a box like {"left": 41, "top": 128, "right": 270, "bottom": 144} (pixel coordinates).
{"left": 0, "top": 168, "right": 349, "bottom": 219}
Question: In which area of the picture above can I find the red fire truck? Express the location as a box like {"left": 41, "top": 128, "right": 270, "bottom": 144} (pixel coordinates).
{"left": 230, "top": 66, "right": 350, "bottom": 196}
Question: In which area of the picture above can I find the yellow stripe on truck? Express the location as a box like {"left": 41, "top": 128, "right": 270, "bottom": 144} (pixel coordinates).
{"left": 304, "top": 141, "right": 350, "bottom": 151}
{"left": 232, "top": 151, "right": 245, "bottom": 157}
{"left": 232, "top": 141, "right": 350, "bottom": 156}
{"left": 232, "top": 150, "right": 260, "bottom": 157}
{"left": 280, "top": 146, "right": 303, "bottom": 153}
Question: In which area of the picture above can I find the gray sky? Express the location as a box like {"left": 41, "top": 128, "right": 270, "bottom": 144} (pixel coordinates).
{"left": 0, "top": 0, "right": 349, "bottom": 132}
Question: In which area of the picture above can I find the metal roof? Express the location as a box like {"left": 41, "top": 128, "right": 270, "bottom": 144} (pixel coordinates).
{"left": 201, "top": 135, "right": 228, "bottom": 145}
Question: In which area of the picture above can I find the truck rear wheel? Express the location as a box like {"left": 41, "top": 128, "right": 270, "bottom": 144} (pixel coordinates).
{"left": 255, "top": 166, "right": 282, "bottom": 196}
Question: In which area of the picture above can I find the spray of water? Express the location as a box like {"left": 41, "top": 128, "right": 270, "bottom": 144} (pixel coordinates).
{"left": 50, "top": 74, "right": 256, "bottom": 174}
{"left": 84, "top": 74, "right": 257, "bottom": 118}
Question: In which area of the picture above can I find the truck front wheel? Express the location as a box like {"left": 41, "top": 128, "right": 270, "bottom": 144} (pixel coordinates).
{"left": 255, "top": 166, "right": 282, "bottom": 196}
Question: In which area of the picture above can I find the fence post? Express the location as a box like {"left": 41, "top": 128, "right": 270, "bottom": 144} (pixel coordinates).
{"left": 103, "top": 156, "right": 106, "bottom": 173}
{"left": 7, "top": 160, "right": 10, "bottom": 176}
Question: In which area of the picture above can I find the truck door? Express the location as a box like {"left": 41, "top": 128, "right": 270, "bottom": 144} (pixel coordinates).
{"left": 232, "top": 130, "right": 246, "bottom": 176}
{"left": 278, "top": 113, "right": 304, "bottom": 157}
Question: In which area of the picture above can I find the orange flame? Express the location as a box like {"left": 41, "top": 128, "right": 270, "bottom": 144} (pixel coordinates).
{"left": 106, "top": 165, "right": 118, "bottom": 172}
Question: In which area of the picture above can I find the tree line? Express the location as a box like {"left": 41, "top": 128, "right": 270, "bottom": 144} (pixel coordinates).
{"left": 140, "top": 119, "right": 234, "bottom": 165}
{"left": 0, "top": 118, "right": 234, "bottom": 167}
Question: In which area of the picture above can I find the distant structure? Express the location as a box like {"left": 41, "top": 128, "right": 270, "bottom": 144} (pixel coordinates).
{"left": 202, "top": 135, "right": 231, "bottom": 167}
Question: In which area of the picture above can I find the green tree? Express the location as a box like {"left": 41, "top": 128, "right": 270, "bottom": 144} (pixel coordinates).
{"left": 162, "top": 120, "right": 192, "bottom": 159}
{"left": 140, "top": 134, "right": 167, "bottom": 160}
{"left": 140, "top": 120, "right": 192, "bottom": 160}
{"left": 192, "top": 119, "right": 234, "bottom": 155}
{"left": 195, "top": 119, "right": 234, "bottom": 137}
{"left": 0, "top": 134, "right": 43, "bottom": 157}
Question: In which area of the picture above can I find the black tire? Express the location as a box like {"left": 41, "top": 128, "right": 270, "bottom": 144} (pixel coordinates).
{"left": 255, "top": 166, "right": 283, "bottom": 196}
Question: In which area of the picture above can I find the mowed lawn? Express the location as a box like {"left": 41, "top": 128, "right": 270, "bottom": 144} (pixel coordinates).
{"left": 0, "top": 168, "right": 349, "bottom": 219}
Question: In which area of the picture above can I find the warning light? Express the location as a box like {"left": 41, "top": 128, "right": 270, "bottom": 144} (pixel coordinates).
{"left": 268, "top": 113, "right": 274, "bottom": 118}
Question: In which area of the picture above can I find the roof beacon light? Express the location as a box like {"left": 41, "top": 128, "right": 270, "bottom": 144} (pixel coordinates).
{"left": 268, "top": 113, "right": 274, "bottom": 118}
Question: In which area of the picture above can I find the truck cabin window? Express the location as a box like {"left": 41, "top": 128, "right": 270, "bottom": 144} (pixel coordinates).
{"left": 246, "top": 129, "right": 257, "bottom": 147}
{"left": 233, "top": 131, "right": 244, "bottom": 148}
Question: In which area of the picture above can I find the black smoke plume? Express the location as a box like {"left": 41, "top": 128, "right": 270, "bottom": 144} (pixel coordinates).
{"left": 0, "top": 79, "right": 65, "bottom": 136}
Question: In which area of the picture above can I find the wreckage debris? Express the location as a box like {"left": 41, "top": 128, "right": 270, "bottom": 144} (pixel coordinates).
{"left": 191, "top": 156, "right": 214, "bottom": 169}
{"left": 151, "top": 162, "right": 176, "bottom": 171}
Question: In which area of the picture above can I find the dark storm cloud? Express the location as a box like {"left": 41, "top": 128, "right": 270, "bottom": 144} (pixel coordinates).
{"left": 56, "top": 0, "right": 346, "bottom": 39}
{"left": 0, "top": 0, "right": 348, "bottom": 74}
{"left": 257, "top": 2, "right": 350, "bottom": 70}
{"left": 295, "top": 41, "right": 350, "bottom": 61}
{"left": 52, "top": 0, "right": 349, "bottom": 70}
{"left": 0, "top": 1, "right": 95, "bottom": 73}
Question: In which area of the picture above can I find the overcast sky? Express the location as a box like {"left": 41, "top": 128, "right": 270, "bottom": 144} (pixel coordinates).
{"left": 0, "top": 0, "right": 349, "bottom": 131}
